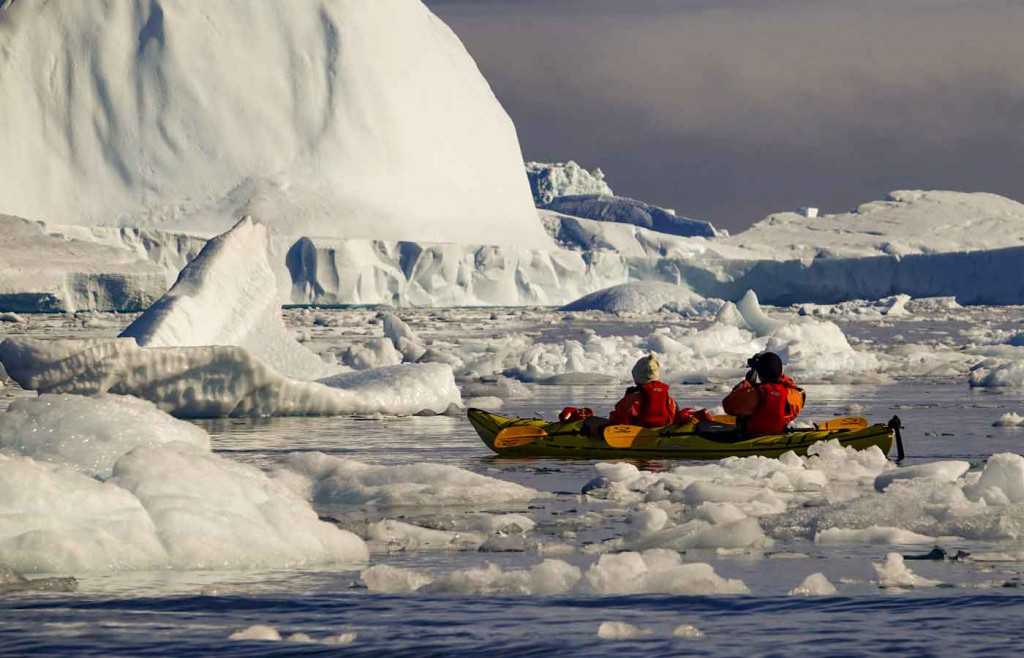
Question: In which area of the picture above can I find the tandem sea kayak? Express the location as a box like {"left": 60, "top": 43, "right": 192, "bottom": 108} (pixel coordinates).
{"left": 467, "top": 408, "right": 902, "bottom": 460}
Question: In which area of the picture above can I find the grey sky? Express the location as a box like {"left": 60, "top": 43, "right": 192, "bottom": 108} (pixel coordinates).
{"left": 428, "top": 0, "right": 1024, "bottom": 231}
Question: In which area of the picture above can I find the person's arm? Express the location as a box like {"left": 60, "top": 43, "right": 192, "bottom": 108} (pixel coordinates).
{"left": 723, "top": 381, "right": 759, "bottom": 417}
{"left": 610, "top": 391, "right": 641, "bottom": 424}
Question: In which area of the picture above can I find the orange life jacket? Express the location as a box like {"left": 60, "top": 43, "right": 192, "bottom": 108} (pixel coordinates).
{"left": 635, "top": 381, "right": 675, "bottom": 427}
{"left": 744, "top": 381, "right": 803, "bottom": 435}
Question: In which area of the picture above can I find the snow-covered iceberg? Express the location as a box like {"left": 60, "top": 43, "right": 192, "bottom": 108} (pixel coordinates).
{"left": 0, "top": 0, "right": 550, "bottom": 248}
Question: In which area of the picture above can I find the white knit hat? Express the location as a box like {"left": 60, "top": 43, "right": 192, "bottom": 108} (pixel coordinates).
{"left": 631, "top": 354, "right": 660, "bottom": 385}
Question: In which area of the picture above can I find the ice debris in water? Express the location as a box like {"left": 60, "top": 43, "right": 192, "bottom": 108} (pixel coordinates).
{"left": 993, "top": 412, "right": 1024, "bottom": 427}
{"left": 0, "top": 395, "right": 368, "bottom": 573}
{"left": 360, "top": 564, "right": 436, "bottom": 594}
{"left": 364, "top": 519, "right": 483, "bottom": 553}
{"left": 229, "top": 625, "right": 281, "bottom": 642}
{"left": 673, "top": 624, "right": 705, "bottom": 639}
{"left": 278, "top": 452, "right": 539, "bottom": 507}
{"left": 873, "top": 553, "right": 942, "bottom": 588}
{"left": 582, "top": 550, "right": 749, "bottom": 595}
{"left": 789, "top": 573, "right": 838, "bottom": 596}
{"left": 597, "top": 621, "right": 651, "bottom": 640}
{"left": 361, "top": 552, "right": 747, "bottom": 596}
{"left": 228, "top": 625, "right": 357, "bottom": 645}
{"left": 0, "top": 564, "right": 77, "bottom": 593}
{"left": 815, "top": 526, "right": 937, "bottom": 545}
{"left": 410, "top": 288, "right": 882, "bottom": 385}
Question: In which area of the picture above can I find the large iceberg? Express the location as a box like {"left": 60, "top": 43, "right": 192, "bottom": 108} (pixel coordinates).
{"left": 0, "top": 0, "right": 550, "bottom": 248}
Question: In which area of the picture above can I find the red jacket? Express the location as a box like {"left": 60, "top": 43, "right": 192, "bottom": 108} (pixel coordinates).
{"left": 610, "top": 381, "right": 678, "bottom": 427}
{"left": 723, "top": 375, "right": 805, "bottom": 435}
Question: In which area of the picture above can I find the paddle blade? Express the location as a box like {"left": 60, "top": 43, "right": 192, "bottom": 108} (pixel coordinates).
{"left": 494, "top": 426, "right": 547, "bottom": 448}
{"left": 604, "top": 425, "right": 658, "bottom": 448}
{"left": 709, "top": 414, "right": 736, "bottom": 425}
{"left": 816, "top": 416, "right": 869, "bottom": 431}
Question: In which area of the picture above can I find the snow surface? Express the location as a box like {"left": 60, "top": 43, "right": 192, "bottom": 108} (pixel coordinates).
{"left": 121, "top": 217, "right": 337, "bottom": 380}
{"left": 0, "top": 395, "right": 368, "bottom": 573}
{"left": 0, "top": 0, "right": 550, "bottom": 248}
{"left": 526, "top": 161, "right": 613, "bottom": 206}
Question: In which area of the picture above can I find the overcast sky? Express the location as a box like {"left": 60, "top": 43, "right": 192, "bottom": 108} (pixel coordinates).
{"left": 428, "top": 0, "right": 1024, "bottom": 231}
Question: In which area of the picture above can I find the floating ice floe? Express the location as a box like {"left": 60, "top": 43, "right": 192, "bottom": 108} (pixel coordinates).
{"left": 788, "top": 573, "right": 837, "bottom": 596}
{"left": 597, "top": 622, "right": 651, "bottom": 640}
{"left": 561, "top": 281, "right": 723, "bottom": 316}
{"left": 994, "top": 412, "right": 1024, "bottom": 427}
{"left": 0, "top": 395, "right": 368, "bottom": 573}
{"left": 873, "top": 553, "right": 942, "bottom": 588}
{"left": 278, "top": 452, "right": 540, "bottom": 508}
{"left": 360, "top": 550, "right": 747, "bottom": 596}
{"left": 229, "top": 625, "right": 356, "bottom": 645}
{"left": 0, "top": 219, "right": 461, "bottom": 418}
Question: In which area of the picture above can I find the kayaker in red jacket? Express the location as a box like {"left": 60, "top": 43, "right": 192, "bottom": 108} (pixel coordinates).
{"left": 609, "top": 354, "right": 679, "bottom": 427}
{"left": 723, "top": 351, "right": 805, "bottom": 435}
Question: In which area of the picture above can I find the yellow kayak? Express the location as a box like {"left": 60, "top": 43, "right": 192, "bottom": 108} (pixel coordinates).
{"left": 467, "top": 408, "right": 898, "bottom": 460}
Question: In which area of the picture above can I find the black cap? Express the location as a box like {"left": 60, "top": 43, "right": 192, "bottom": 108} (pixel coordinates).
{"left": 748, "top": 352, "right": 783, "bottom": 383}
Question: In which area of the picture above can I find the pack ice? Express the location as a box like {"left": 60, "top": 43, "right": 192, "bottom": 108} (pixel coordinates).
{"left": 0, "top": 395, "right": 369, "bottom": 573}
{"left": 0, "top": 0, "right": 549, "bottom": 248}
{"left": 0, "top": 218, "right": 461, "bottom": 418}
